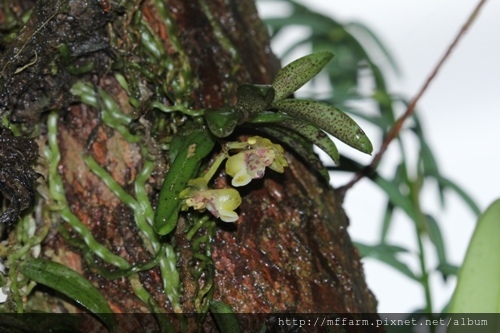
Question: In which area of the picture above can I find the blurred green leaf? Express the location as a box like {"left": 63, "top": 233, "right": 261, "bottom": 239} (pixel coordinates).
{"left": 380, "top": 200, "right": 395, "bottom": 243}
{"left": 355, "top": 242, "right": 418, "bottom": 281}
{"left": 449, "top": 199, "right": 500, "bottom": 314}
{"left": 374, "top": 175, "right": 418, "bottom": 222}
{"left": 436, "top": 262, "right": 459, "bottom": 277}
{"left": 345, "top": 21, "right": 401, "bottom": 75}
{"left": 424, "top": 214, "right": 450, "bottom": 280}
{"left": 18, "top": 258, "right": 116, "bottom": 333}
{"left": 432, "top": 173, "right": 481, "bottom": 217}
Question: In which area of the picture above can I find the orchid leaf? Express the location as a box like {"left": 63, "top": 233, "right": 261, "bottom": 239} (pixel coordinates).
{"left": 272, "top": 51, "right": 333, "bottom": 101}
{"left": 204, "top": 106, "right": 241, "bottom": 138}
{"left": 236, "top": 84, "right": 274, "bottom": 117}
{"left": 18, "top": 257, "right": 116, "bottom": 332}
{"left": 210, "top": 301, "right": 241, "bottom": 333}
{"left": 278, "top": 120, "right": 339, "bottom": 165}
{"left": 272, "top": 99, "right": 373, "bottom": 154}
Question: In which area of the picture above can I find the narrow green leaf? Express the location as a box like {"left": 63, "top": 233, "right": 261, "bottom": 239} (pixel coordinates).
{"left": 272, "top": 99, "right": 373, "bottom": 154}
{"left": 379, "top": 200, "right": 395, "bottom": 243}
{"left": 18, "top": 258, "right": 116, "bottom": 332}
{"left": 354, "top": 242, "right": 418, "bottom": 281}
{"left": 432, "top": 173, "right": 481, "bottom": 217}
{"left": 345, "top": 21, "right": 401, "bottom": 76}
{"left": 154, "top": 129, "right": 216, "bottom": 235}
{"left": 272, "top": 51, "right": 334, "bottom": 101}
{"left": 374, "top": 175, "right": 418, "bottom": 222}
{"left": 449, "top": 199, "right": 500, "bottom": 315}
{"left": 424, "top": 214, "right": 448, "bottom": 279}
{"left": 279, "top": 120, "right": 339, "bottom": 165}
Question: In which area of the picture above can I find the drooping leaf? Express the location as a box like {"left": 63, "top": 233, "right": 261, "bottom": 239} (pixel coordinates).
{"left": 278, "top": 120, "right": 339, "bottom": 165}
{"left": 272, "top": 51, "right": 333, "bottom": 101}
{"left": 374, "top": 175, "right": 418, "bottom": 222}
{"left": 380, "top": 162, "right": 406, "bottom": 242}
{"left": 345, "top": 21, "right": 401, "bottom": 75}
{"left": 18, "top": 257, "right": 116, "bottom": 332}
{"left": 449, "top": 199, "right": 500, "bottom": 315}
{"left": 272, "top": 99, "right": 373, "bottom": 154}
{"left": 424, "top": 214, "right": 448, "bottom": 275}
{"left": 432, "top": 173, "right": 481, "bottom": 217}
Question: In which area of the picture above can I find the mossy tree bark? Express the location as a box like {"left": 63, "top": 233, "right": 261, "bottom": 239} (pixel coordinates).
{"left": 0, "top": 0, "right": 379, "bottom": 331}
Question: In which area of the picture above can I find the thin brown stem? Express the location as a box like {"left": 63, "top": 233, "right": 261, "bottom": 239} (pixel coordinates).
{"left": 338, "top": 0, "right": 488, "bottom": 196}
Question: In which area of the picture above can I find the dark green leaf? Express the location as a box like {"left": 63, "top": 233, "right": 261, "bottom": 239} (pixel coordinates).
{"left": 204, "top": 107, "right": 241, "bottom": 138}
{"left": 380, "top": 200, "right": 395, "bottom": 243}
{"left": 210, "top": 301, "right": 240, "bottom": 333}
{"left": 279, "top": 120, "right": 339, "bottom": 165}
{"left": 272, "top": 51, "right": 334, "bottom": 101}
{"left": 424, "top": 214, "right": 449, "bottom": 279}
{"left": 18, "top": 258, "right": 116, "bottom": 332}
{"left": 272, "top": 99, "right": 373, "bottom": 154}
{"left": 236, "top": 84, "right": 274, "bottom": 118}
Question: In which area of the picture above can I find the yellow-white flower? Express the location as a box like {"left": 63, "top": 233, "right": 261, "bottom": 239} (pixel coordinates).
{"left": 181, "top": 179, "right": 242, "bottom": 222}
{"left": 225, "top": 136, "right": 288, "bottom": 187}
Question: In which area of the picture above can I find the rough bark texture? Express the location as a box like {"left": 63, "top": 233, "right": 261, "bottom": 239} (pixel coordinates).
{"left": 0, "top": 0, "right": 380, "bottom": 332}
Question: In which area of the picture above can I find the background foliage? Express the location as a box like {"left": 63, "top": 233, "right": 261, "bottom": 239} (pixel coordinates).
{"left": 258, "top": 0, "right": 481, "bottom": 316}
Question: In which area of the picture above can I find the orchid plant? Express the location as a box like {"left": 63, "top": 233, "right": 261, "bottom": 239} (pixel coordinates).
{"left": 154, "top": 51, "right": 372, "bottom": 234}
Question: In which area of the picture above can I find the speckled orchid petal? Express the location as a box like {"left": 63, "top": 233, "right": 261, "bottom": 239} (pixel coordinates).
{"left": 184, "top": 188, "right": 242, "bottom": 223}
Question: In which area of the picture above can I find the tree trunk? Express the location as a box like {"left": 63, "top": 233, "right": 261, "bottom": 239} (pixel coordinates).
{"left": 0, "top": 0, "right": 380, "bottom": 332}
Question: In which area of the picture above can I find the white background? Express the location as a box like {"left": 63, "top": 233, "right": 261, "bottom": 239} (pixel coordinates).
{"left": 257, "top": 0, "right": 500, "bottom": 313}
